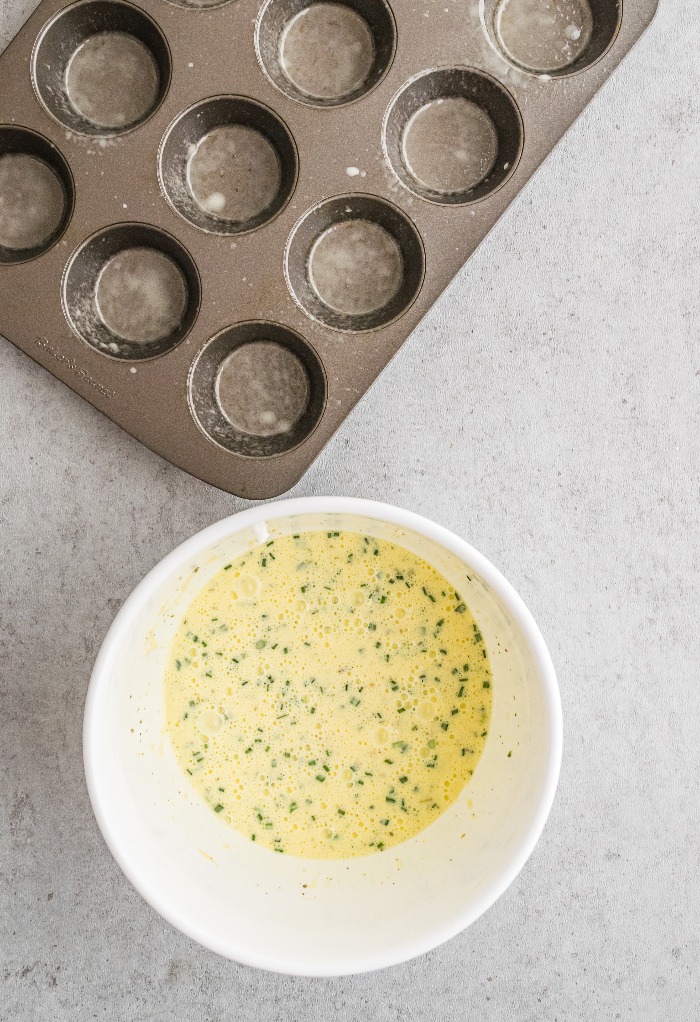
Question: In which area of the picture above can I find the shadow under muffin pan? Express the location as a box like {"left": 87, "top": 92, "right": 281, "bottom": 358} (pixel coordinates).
{"left": 0, "top": 0, "right": 658, "bottom": 498}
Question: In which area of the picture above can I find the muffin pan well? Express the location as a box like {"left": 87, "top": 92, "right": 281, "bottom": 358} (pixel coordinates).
{"left": 0, "top": 0, "right": 657, "bottom": 498}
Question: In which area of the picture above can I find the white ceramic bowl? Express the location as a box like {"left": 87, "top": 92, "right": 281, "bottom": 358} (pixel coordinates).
{"left": 84, "top": 497, "right": 561, "bottom": 976}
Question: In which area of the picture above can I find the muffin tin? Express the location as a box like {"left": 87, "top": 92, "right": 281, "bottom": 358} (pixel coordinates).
{"left": 0, "top": 0, "right": 658, "bottom": 498}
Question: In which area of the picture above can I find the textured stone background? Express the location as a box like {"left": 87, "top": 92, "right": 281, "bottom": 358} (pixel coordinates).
{"left": 1, "top": 0, "right": 698, "bottom": 1018}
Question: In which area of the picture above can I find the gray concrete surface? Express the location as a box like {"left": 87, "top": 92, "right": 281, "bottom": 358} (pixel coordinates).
{"left": 1, "top": 0, "right": 698, "bottom": 1018}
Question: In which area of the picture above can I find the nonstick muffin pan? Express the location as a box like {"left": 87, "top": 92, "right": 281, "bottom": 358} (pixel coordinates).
{"left": 0, "top": 0, "right": 658, "bottom": 498}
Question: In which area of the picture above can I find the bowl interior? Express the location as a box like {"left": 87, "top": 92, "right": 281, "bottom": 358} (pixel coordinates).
{"left": 84, "top": 505, "right": 559, "bottom": 974}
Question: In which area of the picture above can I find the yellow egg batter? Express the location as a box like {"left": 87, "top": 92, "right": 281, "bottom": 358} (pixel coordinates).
{"left": 164, "top": 531, "right": 492, "bottom": 858}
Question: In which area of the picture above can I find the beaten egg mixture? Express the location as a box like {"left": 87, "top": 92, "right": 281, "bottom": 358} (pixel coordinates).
{"left": 165, "top": 531, "right": 492, "bottom": 858}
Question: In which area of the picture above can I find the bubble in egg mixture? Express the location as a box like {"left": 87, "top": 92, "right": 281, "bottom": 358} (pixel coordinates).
{"left": 65, "top": 32, "right": 160, "bottom": 130}
{"left": 0, "top": 154, "right": 65, "bottom": 251}
{"left": 215, "top": 342, "right": 310, "bottom": 438}
{"left": 164, "top": 530, "right": 493, "bottom": 858}
{"left": 95, "top": 247, "right": 188, "bottom": 343}
{"left": 279, "top": 3, "right": 375, "bottom": 101}
{"left": 308, "top": 219, "right": 403, "bottom": 317}
{"left": 234, "top": 574, "right": 262, "bottom": 599}
{"left": 187, "top": 125, "right": 282, "bottom": 224}
{"left": 198, "top": 710, "right": 224, "bottom": 735}
{"left": 495, "top": 0, "right": 594, "bottom": 74}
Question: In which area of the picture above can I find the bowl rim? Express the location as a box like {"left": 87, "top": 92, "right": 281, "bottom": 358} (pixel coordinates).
{"left": 83, "top": 495, "right": 562, "bottom": 976}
